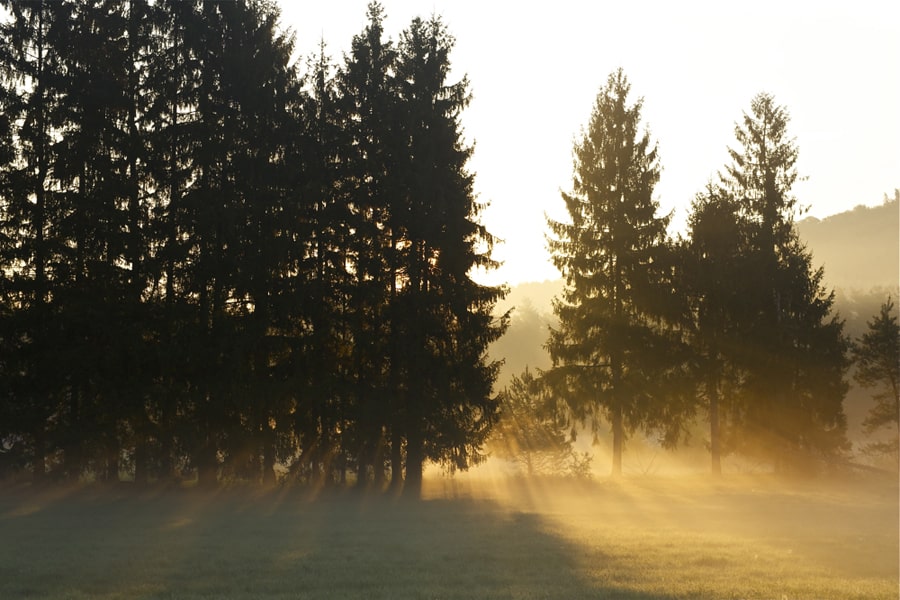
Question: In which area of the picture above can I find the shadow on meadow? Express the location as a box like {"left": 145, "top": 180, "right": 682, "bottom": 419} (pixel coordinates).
{"left": 2, "top": 474, "right": 897, "bottom": 599}
{"left": 0, "top": 485, "right": 661, "bottom": 600}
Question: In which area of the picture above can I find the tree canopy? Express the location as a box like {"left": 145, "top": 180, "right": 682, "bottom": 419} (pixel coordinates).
{"left": 0, "top": 0, "right": 506, "bottom": 493}
{"left": 853, "top": 297, "right": 900, "bottom": 459}
{"left": 545, "top": 69, "right": 690, "bottom": 476}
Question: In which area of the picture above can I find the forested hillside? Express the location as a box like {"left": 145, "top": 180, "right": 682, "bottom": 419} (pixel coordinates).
{"left": 797, "top": 192, "right": 898, "bottom": 291}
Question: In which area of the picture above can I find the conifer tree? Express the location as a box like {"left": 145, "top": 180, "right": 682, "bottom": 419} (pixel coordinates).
{"left": 0, "top": 0, "right": 72, "bottom": 481}
{"left": 45, "top": 0, "right": 160, "bottom": 481}
{"left": 141, "top": 0, "right": 203, "bottom": 483}
{"left": 723, "top": 93, "right": 849, "bottom": 470}
{"left": 546, "top": 69, "right": 686, "bottom": 477}
{"left": 336, "top": 2, "right": 398, "bottom": 487}
{"left": 392, "top": 15, "right": 507, "bottom": 494}
{"left": 214, "top": 0, "right": 299, "bottom": 485}
{"left": 289, "top": 42, "right": 354, "bottom": 485}
{"left": 492, "top": 368, "right": 591, "bottom": 477}
{"left": 681, "top": 184, "right": 751, "bottom": 474}
{"left": 853, "top": 298, "right": 899, "bottom": 459}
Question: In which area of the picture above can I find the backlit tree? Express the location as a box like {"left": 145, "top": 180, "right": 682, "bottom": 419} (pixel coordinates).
{"left": 853, "top": 297, "right": 900, "bottom": 459}
{"left": 723, "top": 93, "right": 849, "bottom": 470}
{"left": 546, "top": 69, "right": 688, "bottom": 477}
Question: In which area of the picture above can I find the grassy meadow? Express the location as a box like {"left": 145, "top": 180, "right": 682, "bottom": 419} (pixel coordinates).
{"left": 1, "top": 473, "right": 897, "bottom": 599}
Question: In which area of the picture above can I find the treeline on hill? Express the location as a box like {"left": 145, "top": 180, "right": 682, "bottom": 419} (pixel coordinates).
{"left": 0, "top": 1, "right": 508, "bottom": 492}
{"left": 492, "top": 71, "right": 899, "bottom": 477}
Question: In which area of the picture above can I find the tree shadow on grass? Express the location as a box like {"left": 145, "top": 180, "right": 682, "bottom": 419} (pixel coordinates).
{"left": 0, "top": 485, "right": 670, "bottom": 599}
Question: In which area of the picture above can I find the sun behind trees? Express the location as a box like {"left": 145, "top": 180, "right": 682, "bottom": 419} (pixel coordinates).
{"left": 0, "top": 2, "right": 876, "bottom": 488}
{"left": 0, "top": 1, "right": 507, "bottom": 494}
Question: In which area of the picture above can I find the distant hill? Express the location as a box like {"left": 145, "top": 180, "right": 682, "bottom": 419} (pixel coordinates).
{"left": 498, "top": 193, "right": 899, "bottom": 316}
{"left": 797, "top": 192, "right": 899, "bottom": 291}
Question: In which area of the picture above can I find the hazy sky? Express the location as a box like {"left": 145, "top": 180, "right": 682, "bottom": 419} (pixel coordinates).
{"left": 278, "top": 0, "right": 899, "bottom": 286}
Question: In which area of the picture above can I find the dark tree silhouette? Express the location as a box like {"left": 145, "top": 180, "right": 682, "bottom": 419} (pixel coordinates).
{"left": 391, "top": 14, "right": 507, "bottom": 495}
{"left": 680, "top": 183, "right": 751, "bottom": 475}
{"left": 0, "top": 0, "right": 74, "bottom": 482}
{"left": 286, "top": 41, "right": 354, "bottom": 487}
{"left": 336, "top": 1, "right": 399, "bottom": 488}
{"left": 723, "top": 93, "right": 849, "bottom": 471}
{"left": 546, "top": 69, "right": 688, "bottom": 477}
{"left": 0, "top": 0, "right": 506, "bottom": 489}
{"left": 853, "top": 298, "right": 900, "bottom": 459}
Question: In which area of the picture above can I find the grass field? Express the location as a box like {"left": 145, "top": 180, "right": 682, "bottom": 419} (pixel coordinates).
{"left": 1, "top": 473, "right": 897, "bottom": 599}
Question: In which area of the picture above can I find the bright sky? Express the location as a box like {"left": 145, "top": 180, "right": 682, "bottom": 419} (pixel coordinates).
{"left": 278, "top": 0, "right": 899, "bottom": 286}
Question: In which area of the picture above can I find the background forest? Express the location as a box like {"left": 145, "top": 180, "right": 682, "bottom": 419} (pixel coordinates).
{"left": 0, "top": 0, "right": 897, "bottom": 489}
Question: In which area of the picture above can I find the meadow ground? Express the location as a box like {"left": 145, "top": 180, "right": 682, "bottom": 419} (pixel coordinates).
{"left": 0, "top": 472, "right": 897, "bottom": 599}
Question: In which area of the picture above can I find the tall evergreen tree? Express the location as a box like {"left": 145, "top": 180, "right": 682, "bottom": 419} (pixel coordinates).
{"left": 853, "top": 298, "right": 900, "bottom": 459}
{"left": 47, "top": 0, "right": 159, "bottom": 481}
{"left": 392, "top": 15, "right": 507, "bottom": 493}
{"left": 175, "top": 0, "right": 300, "bottom": 485}
{"left": 336, "top": 2, "right": 398, "bottom": 487}
{"left": 0, "top": 14, "right": 21, "bottom": 475}
{"left": 546, "top": 69, "right": 687, "bottom": 477}
{"left": 288, "top": 42, "right": 354, "bottom": 486}
{"left": 141, "top": 0, "right": 202, "bottom": 484}
{"left": 723, "top": 93, "right": 849, "bottom": 470}
{"left": 394, "top": 17, "right": 507, "bottom": 493}
{"left": 681, "top": 184, "right": 751, "bottom": 474}
{"left": 188, "top": 0, "right": 300, "bottom": 485}
{"left": 0, "top": 0, "right": 73, "bottom": 481}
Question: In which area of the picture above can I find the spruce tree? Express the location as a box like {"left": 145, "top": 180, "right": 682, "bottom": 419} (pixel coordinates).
{"left": 723, "top": 93, "right": 849, "bottom": 470}
{"left": 289, "top": 42, "right": 355, "bottom": 486}
{"left": 546, "top": 69, "right": 685, "bottom": 477}
{"left": 336, "top": 2, "right": 398, "bottom": 487}
{"left": 681, "top": 184, "right": 751, "bottom": 474}
{"left": 853, "top": 298, "right": 899, "bottom": 459}
{"left": 492, "top": 368, "right": 591, "bottom": 477}
{"left": 0, "top": 0, "right": 71, "bottom": 481}
{"left": 392, "top": 15, "right": 507, "bottom": 494}
{"left": 142, "top": 0, "right": 200, "bottom": 483}
{"left": 47, "top": 0, "right": 158, "bottom": 481}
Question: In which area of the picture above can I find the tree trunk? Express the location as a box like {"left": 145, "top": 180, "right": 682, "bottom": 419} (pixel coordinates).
{"left": 262, "top": 433, "right": 276, "bottom": 487}
{"left": 160, "top": 398, "right": 177, "bottom": 484}
{"left": 106, "top": 450, "right": 119, "bottom": 483}
{"left": 373, "top": 429, "right": 386, "bottom": 488}
{"left": 33, "top": 427, "right": 46, "bottom": 484}
{"left": 611, "top": 405, "right": 624, "bottom": 477}
{"left": 709, "top": 375, "right": 722, "bottom": 476}
{"left": 389, "top": 429, "right": 403, "bottom": 491}
{"left": 134, "top": 435, "right": 148, "bottom": 485}
{"left": 197, "top": 438, "right": 218, "bottom": 487}
{"left": 65, "top": 389, "right": 83, "bottom": 482}
{"left": 404, "top": 428, "right": 424, "bottom": 498}
{"left": 356, "top": 444, "right": 369, "bottom": 489}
